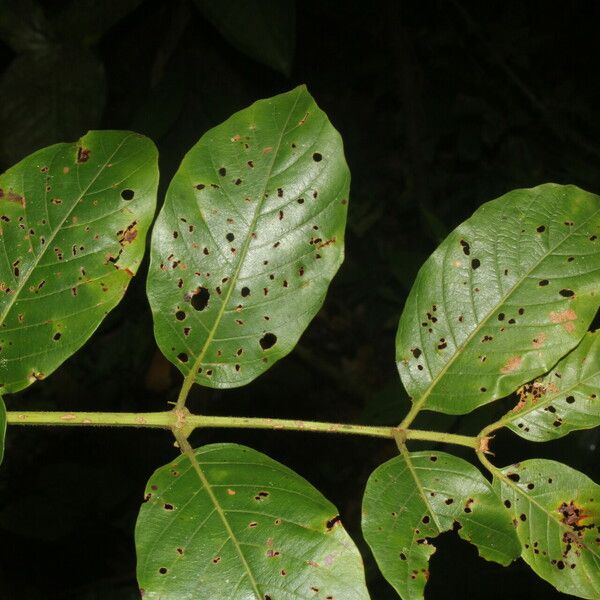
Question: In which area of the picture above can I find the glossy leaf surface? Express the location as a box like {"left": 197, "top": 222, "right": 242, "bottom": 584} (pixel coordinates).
{"left": 362, "top": 451, "right": 519, "bottom": 600}
{"left": 501, "top": 330, "right": 600, "bottom": 441}
{"left": 194, "top": 0, "right": 295, "bottom": 75}
{"left": 396, "top": 184, "right": 600, "bottom": 414}
{"left": 496, "top": 459, "right": 600, "bottom": 598}
{"left": 136, "top": 443, "right": 369, "bottom": 600}
{"left": 148, "top": 86, "right": 349, "bottom": 388}
{"left": 0, "top": 396, "right": 5, "bottom": 465}
{"left": 0, "top": 131, "right": 158, "bottom": 392}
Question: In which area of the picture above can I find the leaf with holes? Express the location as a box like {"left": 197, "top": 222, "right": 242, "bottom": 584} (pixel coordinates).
{"left": 135, "top": 443, "right": 370, "bottom": 600}
{"left": 498, "top": 330, "right": 600, "bottom": 441}
{"left": 147, "top": 86, "right": 349, "bottom": 388}
{"left": 0, "top": 131, "right": 158, "bottom": 392}
{"left": 495, "top": 459, "right": 600, "bottom": 598}
{"left": 193, "top": 0, "right": 295, "bottom": 75}
{"left": 362, "top": 451, "right": 520, "bottom": 600}
{"left": 397, "top": 184, "right": 600, "bottom": 415}
{"left": 0, "top": 396, "right": 5, "bottom": 465}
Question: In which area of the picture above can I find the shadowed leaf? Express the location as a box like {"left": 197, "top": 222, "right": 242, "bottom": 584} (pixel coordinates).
{"left": 0, "top": 0, "right": 50, "bottom": 52}
{"left": 194, "top": 0, "right": 296, "bottom": 75}
{"left": 0, "top": 47, "right": 106, "bottom": 167}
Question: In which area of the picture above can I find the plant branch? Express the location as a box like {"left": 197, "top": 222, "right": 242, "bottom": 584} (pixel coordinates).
{"left": 5, "top": 409, "right": 480, "bottom": 448}
{"left": 5, "top": 410, "right": 175, "bottom": 428}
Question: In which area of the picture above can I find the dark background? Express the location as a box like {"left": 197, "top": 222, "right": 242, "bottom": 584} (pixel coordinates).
{"left": 0, "top": 1, "right": 599, "bottom": 598}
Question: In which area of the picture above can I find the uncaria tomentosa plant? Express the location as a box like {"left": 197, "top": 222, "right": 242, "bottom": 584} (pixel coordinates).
{"left": 0, "top": 86, "right": 598, "bottom": 599}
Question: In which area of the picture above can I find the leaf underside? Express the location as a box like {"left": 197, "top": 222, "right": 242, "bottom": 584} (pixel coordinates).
{"left": 0, "top": 131, "right": 158, "bottom": 392}
{"left": 496, "top": 459, "right": 600, "bottom": 599}
{"left": 501, "top": 330, "right": 600, "bottom": 441}
{"left": 148, "top": 85, "right": 349, "bottom": 389}
{"left": 396, "top": 184, "right": 600, "bottom": 415}
{"left": 362, "top": 451, "right": 520, "bottom": 600}
{"left": 135, "top": 443, "right": 369, "bottom": 600}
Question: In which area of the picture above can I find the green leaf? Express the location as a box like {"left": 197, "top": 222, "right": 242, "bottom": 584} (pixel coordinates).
{"left": 396, "top": 184, "right": 600, "bottom": 415}
{"left": 0, "top": 0, "right": 50, "bottom": 53}
{"left": 0, "top": 131, "right": 158, "bottom": 392}
{"left": 0, "top": 47, "right": 106, "bottom": 167}
{"left": 495, "top": 459, "right": 600, "bottom": 599}
{"left": 362, "top": 451, "right": 520, "bottom": 600}
{"left": 194, "top": 0, "right": 295, "bottom": 75}
{"left": 135, "top": 443, "right": 370, "bottom": 600}
{"left": 500, "top": 330, "right": 600, "bottom": 441}
{"left": 147, "top": 86, "right": 349, "bottom": 388}
{"left": 0, "top": 395, "right": 5, "bottom": 465}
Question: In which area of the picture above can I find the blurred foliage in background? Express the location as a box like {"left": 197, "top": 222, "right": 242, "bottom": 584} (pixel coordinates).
{"left": 0, "top": 1, "right": 598, "bottom": 598}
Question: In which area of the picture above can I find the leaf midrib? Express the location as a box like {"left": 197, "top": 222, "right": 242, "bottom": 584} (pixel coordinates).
{"left": 500, "top": 469, "right": 600, "bottom": 562}
{"left": 503, "top": 339, "right": 600, "bottom": 428}
{"left": 180, "top": 87, "right": 303, "bottom": 391}
{"left": 407, "top": 204, "right": 600, "bottom": 417}
{"left": 0, "top": 134, "right": 132, "bottom": 328}
{"left": 174, "top": 90, "right": 304, "bottom": 599}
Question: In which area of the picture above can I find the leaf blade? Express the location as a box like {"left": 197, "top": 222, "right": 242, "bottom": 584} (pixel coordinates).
{"left": 135, "top": 443, "right": 370, "bottom": 600}
{"left": 496, "top": 459, "right": 600, "bottom": 599}
{"left": 148, "top": 86, "right": 349, "bottom": 388}
{"left": 397, "top": 184, "right": 600, "bottom": 415}
{"left": 499, "top": 330, "right": 600, "bottom": 440}
{"left": 0, "top": 131, "right": 158, "bottom": 392}
{"left": 362, "top": 451, "right": 520, "bottom": 600}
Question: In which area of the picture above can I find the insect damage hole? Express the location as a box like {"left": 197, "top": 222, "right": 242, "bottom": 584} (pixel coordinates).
{"left": 191, "top": 287, "right": 210, "bottom": 311}
{"left": 121, "top": 189, "right": 135, "bottom": 201}
{"left": 259, "top": 333, "right": 277, "bottom": 350}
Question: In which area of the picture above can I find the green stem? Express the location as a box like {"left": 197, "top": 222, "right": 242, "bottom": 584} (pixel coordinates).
{"left": 4, "top": 409, "right": 480, "bottom": 448}
{"left": 5, "top": 410, "right": 174, "bottom": 428}
{"left": 398, "top": 402, "right": 421, "bottom": 430}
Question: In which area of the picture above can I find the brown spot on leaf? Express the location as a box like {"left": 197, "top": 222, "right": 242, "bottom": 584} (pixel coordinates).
{"left": 501, "top": 356, "right": 522, "bottom": 374}
{"left": 558, "top": 500, "right": 593, "bottom": 531}
{"left": 76, "top": 147, "right": 90, "bottom": 163}
{"left": 118, "top": 221, "right": 138, "bottom": 245}
{"left": 532, "top": 333, "right": 546, "bottom": 348}
{"left": 550, "top": 308, "right": 577, "bottom": 332}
